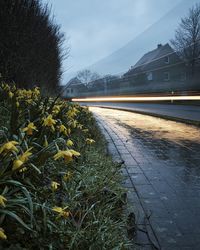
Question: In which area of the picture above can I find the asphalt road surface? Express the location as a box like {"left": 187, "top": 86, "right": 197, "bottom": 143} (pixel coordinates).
{"left": 81, "top": 102, "right": 200, "bottom": 123}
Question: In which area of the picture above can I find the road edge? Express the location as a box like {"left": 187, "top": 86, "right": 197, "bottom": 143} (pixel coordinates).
{"left": 90, "top": 105, "right": 200, "bottom": 127}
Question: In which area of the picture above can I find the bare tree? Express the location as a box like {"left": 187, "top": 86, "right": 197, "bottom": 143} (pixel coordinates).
{"left": 76, "top": 69, "right": 100, "bottom": 86}
{"left": 171, "top": 3, "right": 200, "bottom": 76}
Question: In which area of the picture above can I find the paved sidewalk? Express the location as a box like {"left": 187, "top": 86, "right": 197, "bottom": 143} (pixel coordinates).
{"left": 96, "top": 115, "right": 160, "bottom": 250}
{"left": 92, "top": 107, "right": 200, "bottom": 250}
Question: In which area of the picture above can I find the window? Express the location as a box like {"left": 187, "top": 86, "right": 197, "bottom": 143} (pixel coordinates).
{"left": 71, "top": 89, "right": 73, "bottom": 93}
{"left": 146, "top": 72, "right": 153, "bottom": 81}
{"left": 164, "top": 56, "right": 169, "bottom": 64}
{"left": 164, "top": 72, "right": 170, "bottom": 81}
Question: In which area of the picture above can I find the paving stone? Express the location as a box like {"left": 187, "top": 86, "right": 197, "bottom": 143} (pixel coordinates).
{"left": 126, "top": 165, "right": 143, "bottom": 174}
{"left": 134, "top": 230, "right": 151, "bottom": 245}
{"left": 130, "top": 173, "right": 150, "bottom": 185}
{"left": 136, "top": 224, "right": 160, "bottom": 250}
{"left": 149, "top": 179, "right": 176, "bottom": 195}
{"left": 120, "top": 167, "right": 129, "bottom": 176}
{"left": 121, "top": 177, "right": 133, "bottom": 188}
{"left": 140, "top": 170, "right": 162, "bottom": 181}
{"left": 134, "top": 184, "right": 159, "bottom": 199}
{"left": 117, "top": 148, "right": 130, "bottom": 154}
{"left": 123, "top": 157, "right": 138, "bottom": 166}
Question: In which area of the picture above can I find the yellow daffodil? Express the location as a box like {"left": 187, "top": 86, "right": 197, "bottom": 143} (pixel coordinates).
{"left": 58, "top": 124, "right": 68, "bottom": 135}
{"left": 3, "top": 83, "right": 10, "bottom": 91}
{"left": 12, "top": 148, "right": 32, "bottom": 171}
{"left": 0, "top": 141, "right": 18, "bottom": 154}
{"left": 69, "top": 149, "right": 80, "bottom": 157}
{"left": 0, "top": 228, "right": 7, "bottom": 240}
{"left": 12, "top": 159, "right": 24, "bottom": 170}
{"left": 19, "top": 148, "right": 32, "bottom": 162}
{"left": 43, "top": 136, "right": 48, "bottom": 147}
{"left": 67, "top": 107, "right": 79, "bottom": 118}
{"left": 26, "top": 98, "right": 34, "bottom": 105}
{"left": 59, "top": 124, "right": 66, "bottom": 132}
{"left": 82, "top": 129, "right": 89, "bottom": 133}
{"left": 51, "top": 181, "right": 60, "bottom": 191}
{"left": 63, "top": 171, "right": 73, "bottom": 181}
{"left": 43, "top": 115, "right": 56, "bottom": 131}
{"left": 19, "top": 167, "right": 28, "bottom": 173}
{"left": 22, "top": 122, "right": 37, "bottom": 135}
{"left": 53, "top": 150, "right": 73, "bottom": 163}
{"left": 77, "top": 124, "right": 83, "bottom": 129}
{"left": 52, "top": 206, "right": 70, "bottom": 219}
{"left": 16, "top": 101, "right": 20, "bottom": 108}
{"left": 6, "top": 85, "right": 10, "bottom": 91}
{"left": 52, "top": 206, "right": 63, "bottom": 213}
{"left": 86, "top": 138, "right": 95, "bottom": 145}
{"left": 53, "top": 149, "right": 80, "bottom": 163}
{"left": 33, "top": 87, "right": 40, "bottom": 96}
{"left": 8, "top": 91, "right": 14, "bottom": 98}
{"left": 71, "top": 120, "right": 78, "bottom": 128}
{"left": 66, "top": 139, "right": 73, "bottom": 147}
{"left": 68, "top": 128, "right": 71, "bottom": 134}
{"left": 52, "top": 105, "right": 61, "bottom": 114}
{"left": 0, "top": 195, "right": 7, "bottom": 207}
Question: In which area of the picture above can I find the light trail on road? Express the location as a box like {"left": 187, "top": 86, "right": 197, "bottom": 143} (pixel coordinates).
{"left": 72, "top": 95, "right": 200, "bottom": 102}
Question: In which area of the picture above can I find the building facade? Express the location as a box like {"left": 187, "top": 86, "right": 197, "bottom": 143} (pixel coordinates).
{"left": 124, "top": 43, "right": 188, "bottom": 89}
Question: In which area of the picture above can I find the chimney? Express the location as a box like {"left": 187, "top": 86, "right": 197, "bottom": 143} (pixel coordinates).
{"left": 157, "top": 44, "right": 162, "bottom": 49}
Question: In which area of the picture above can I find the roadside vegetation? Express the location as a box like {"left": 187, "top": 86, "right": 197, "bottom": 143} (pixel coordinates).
{"left": 0, "top": 83, "right": 131, "bottom": 249}
{"left": 0, "top": 0, "right": 66, "bottom": 93}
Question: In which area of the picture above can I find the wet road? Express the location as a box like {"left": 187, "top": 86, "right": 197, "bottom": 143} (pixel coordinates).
{"left": 90, "top": 107, "right": 200, "bottom": 250}
{"left": 83, "top": 102, "right": 200, "bottom": 123}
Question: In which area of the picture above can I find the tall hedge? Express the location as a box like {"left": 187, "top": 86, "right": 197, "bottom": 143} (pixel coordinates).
{"left": 0, "top": 0, "right": 65, "bottom": 92}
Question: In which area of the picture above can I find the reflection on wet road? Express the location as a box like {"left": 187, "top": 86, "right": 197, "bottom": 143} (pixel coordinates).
{"left": 90, "top": 107, "right": 200, "bottom": 250}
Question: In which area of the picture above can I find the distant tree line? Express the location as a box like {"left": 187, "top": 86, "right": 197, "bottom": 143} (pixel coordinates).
{"left": 0, "top": 0, "right": 67, "bottom": 92}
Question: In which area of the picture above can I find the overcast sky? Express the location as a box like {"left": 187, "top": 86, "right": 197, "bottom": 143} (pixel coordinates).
{"left": 49, "top": 0, "right": 184, "bottom": 83}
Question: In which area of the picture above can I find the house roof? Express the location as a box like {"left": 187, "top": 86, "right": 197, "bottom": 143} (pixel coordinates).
{"left": 66, "top": 77, "right": 83, "bottom": 87}
{"left": 132, "top": 43, "right": 174, "bottom": 71}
